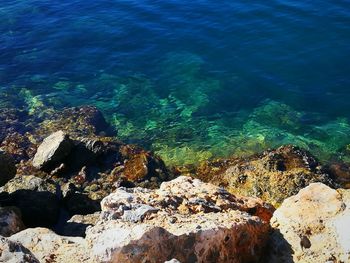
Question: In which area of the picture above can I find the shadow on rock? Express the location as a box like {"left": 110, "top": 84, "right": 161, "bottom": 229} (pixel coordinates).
{"left": 264, "top": 229, "right": 294, "bottom": 263}
{"left": 0, "top": 189, "right": 60, "bottom": 228}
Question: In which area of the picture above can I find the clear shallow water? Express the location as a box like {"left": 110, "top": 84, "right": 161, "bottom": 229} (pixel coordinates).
{"left": 1, "top": 1, "right": 350, "bottom": 165}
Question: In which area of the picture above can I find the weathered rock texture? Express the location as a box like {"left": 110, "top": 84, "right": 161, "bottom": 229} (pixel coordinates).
{"left": 86, "top": 176, "right": 273, "bottom": 263}
{"left": 0, "top": 236, "right": 39, "bottom": 263}
{"left": 9, "top": 228, "right": 90, "bottom": 263}
{"left": 0, "top": 151, "right": 16, "bottom": 186}
{"left": 195, "top": 145, "right": 335, "bottom": 206}
{"left": 32, "top": 130, "right": 73, "bottom": 171}
{"left": 269, "top": 183, "right": 350, "bottom": 263}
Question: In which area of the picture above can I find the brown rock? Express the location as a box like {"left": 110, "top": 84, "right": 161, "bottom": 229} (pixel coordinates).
{"left": 0, "top": 132, "right": 36, "bottom": 162}
{"left": 327, "top": 162, "right": 350, "bottom": 188}
{"left": 196, "top": 145, "right": 335, "bottom": 206}
{"left": 121, "top": 147, "right": 173, "bottom": 188}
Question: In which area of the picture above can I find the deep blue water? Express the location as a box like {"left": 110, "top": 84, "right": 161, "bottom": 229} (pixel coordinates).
{"left": 1, "top": 0, "right": 350, "bottom": 165}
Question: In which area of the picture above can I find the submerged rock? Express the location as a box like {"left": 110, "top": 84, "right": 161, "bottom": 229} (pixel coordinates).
{"left": 0, "top": 151, "right": 16, "bottom": 187}
{"left": 32, "top": 130, "right": 73, "bottom": 171}
{"left": 36, "top": 106, "right": 112, "bottom": 139}
{"left": 196, "top": 145, "right": 335, "bottom": 206}
{"left": 86, "top": 176, "right": 273, "bottom": 262}
{"left": 269, "top": 183, "right": 350, "bottom": 263}
{"left": 0, "top": 207, "right": 25, "bottom": 237}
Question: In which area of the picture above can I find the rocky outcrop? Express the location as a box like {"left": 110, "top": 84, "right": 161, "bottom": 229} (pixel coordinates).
{"left": 0, "top": 207, "right": 25, "bottom": 237}
{"left": 0, "top": 236, "right": 39, "bottom": 263}
{"left": 0, "top": 151, "right": 16, "bottom": 186}
{"left": 269, "top": 183, "right": 350, "bottom": 263}
{"left": 32, "top": 130, "right": 73, "bottom": 171}
{"left": 0, "top": 176, "right": 273, "bottom": 263}
{"left": 86, "top": 176, "right": 273, "bottom": 263}
{"left": 0, "top": 175, "right": 60, "bottom": 227}
{"left": 9, "top": 228, "right": 90, "bottom": 263}
{"left": 195, "top": 145, "right": 335, "bottom": 206}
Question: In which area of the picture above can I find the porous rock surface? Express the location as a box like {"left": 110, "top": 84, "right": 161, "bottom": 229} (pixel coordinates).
{"left": 86, "top": 176, "right": 273, "bottom": 263}
{"left": 0, "top": 236, "right": 39, "bottom": 263}
{"left": 195, "top": 145, "right": 335, "bottom": 206}
{"left": 269, "top": 183, "right": 350, "bottom": 263}
{"left": 9, "top": 228, "right": 90, "bottom": 263}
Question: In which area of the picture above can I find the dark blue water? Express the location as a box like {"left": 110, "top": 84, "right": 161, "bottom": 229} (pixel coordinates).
{"left": 1, "top": 0, "right": 350, "bottom": 165}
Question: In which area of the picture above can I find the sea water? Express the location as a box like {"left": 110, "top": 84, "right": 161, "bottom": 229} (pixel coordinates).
{"left": 1, "top": 0, "right": 350, "bottom": 165}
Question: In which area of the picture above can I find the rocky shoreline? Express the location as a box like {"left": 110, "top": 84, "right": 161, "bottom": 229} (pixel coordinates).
{"left": 0, "top": 105, "right": 349, "bottom": 262}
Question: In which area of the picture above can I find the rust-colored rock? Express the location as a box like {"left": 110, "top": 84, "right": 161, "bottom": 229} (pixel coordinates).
{"left": 123, "top": 149, "right": 172, "bottom": 188}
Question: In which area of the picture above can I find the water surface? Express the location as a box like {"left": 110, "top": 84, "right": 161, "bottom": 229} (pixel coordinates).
{"left": 1, "top": 0, "right": 350, "bottom": 165}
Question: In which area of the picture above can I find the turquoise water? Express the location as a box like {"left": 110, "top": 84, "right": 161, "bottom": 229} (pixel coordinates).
{"left": 1, "top": 1, "right": 350, "bottom": 165}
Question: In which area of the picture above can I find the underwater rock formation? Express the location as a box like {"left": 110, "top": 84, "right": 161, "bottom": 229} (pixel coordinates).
{"left": 35, "top": 105, "right": 113, "bottom": 139}
{"left": 195, "top": 145, "right": 335, "bottom": 206}
{"left": 86, "top": 176, "right": 273, "bottom": 262}
{"left": 269, "top": 183, "right": 350, "bottom": 263}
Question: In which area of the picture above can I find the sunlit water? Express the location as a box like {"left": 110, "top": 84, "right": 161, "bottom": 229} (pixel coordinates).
{"left": 1, "top": 0, "right": 350, "bottom": 165}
